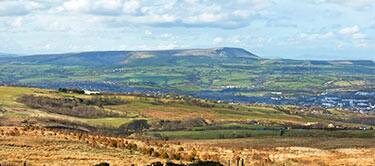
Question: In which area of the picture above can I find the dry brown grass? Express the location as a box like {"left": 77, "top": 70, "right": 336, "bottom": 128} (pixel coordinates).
{"left": 173, "top": 138, "right": 375, "bottom": 166}
{"left": 1, "top": 126, "right": 375, "bottom": 166}
{"left": 0, "top": 127, "right": 160, "bottom": 166}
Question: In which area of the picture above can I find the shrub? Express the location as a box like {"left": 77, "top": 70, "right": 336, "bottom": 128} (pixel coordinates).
{"left": 166, "top": 161, "right": 185, "bottom": 166}
{"left": 155, "top": 118, "right": 207, "bottom": 130}
{"left": 119, "top": 120, "right": 150, "bottom": 132}
{"left": 126, "top": 143, "right": 138, "bottom": 150}
{"left": 110, "top": 139, "right": 118, "bottom": 148}
{"left": 148, "top": 162, "right": 163, "bottom": 166}
{"left": 161, "top": 151, "right": 169, "bottom": 159}
{"left": 188, "top": 161, "right": 223, "bottom": 166}
{"left": 83, "top": 96, "right": 127, "bottom": 106}
{"left": 152, "top": 151, "right": 160, "bottom": 157}
{"left": 58, "top": 88, "right": 85, "bottom": 94}
{"left": 95, "top": 162, "right": 110, "bottom": 166}
{"left": 178, "top": 147, "right": 184, "bottom": 151}
{"left": 145, "top": 160, "right": 223, "bottom": 166}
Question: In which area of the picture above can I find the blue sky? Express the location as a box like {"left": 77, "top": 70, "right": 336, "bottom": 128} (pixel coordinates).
{"left": 0, "top": 0, "right": 374, "bottom": 60}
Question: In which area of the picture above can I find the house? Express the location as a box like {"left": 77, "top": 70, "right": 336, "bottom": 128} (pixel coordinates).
{"left": 327, "top": 123, "right": 335, "bottom": 128}
{"left": 271, "top": 92, "right": 282, "bottom": 95}
{"left": 359, "top": 126, "right": 370, "bottom": 130}
{"left": 304, "top": 122, "right": 318, "bottom": 126}
{"left": 84, "top": 90, "right": 101, "bottom": 95}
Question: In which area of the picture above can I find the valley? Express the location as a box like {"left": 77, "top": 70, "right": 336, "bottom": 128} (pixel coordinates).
{"left": 2, "top": 1, "right": 374, "bottom": 165}
{"left": 0, "top": 48, "right": 374, "bottom": 113}
{"left": 0, "top": 86, "right": 374, "bottom": 165}
{"left": 0, "top": 48, "right": 374, "bottom": 165}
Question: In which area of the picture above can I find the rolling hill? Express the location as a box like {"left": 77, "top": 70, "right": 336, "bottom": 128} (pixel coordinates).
{"left": 0, "top": 47, "right": 259, "bottom": 66}
{"left": 0, "top": 86, "right": 374, "bottom": 165}
{"left": 0, "top": 86, "right": 374, "bottom": 136}
{"left": 0, "top": 47, "right": 374, "bottom": 107}
{"left": 0, "top": 52, "right": 18, "bottom": 58}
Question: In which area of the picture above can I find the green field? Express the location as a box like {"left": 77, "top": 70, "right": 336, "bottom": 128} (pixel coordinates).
{"left": 0, "top": 86, "right": 374, "bottom": 140}
{"left": 145, "top": 129, "right": 375, "bottom": 140}
{"left": 1, "top": 48, "right": 374, "bottom": 99}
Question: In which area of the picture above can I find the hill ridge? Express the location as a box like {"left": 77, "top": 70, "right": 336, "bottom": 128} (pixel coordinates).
{"left": 0, "top": 47, "right": 260, "bottom": 66}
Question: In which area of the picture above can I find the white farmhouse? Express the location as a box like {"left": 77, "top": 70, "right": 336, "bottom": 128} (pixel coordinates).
{"left": 84, "top": 90, "right": 100, "bottom": 95}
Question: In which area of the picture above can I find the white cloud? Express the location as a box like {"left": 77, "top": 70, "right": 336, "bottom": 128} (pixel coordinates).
{"left": 287, "top": 32, "right": 335, "bottom": 45}
{"left": 211, "top": 35, "right": 270, "bottom": 47}
{"left": 342, "top": 0, "right": 375, "bottom": 8}
{"left": 28, "top": 14, "right": 99, "bottom": 33}
{"left": 58, "top": 0, "right": 141, "bottom": 15}
{"left": 184, "top": 0, "right": 199, "bottom": 5}
{"left": 157, "top": 42, "right": 179, "bottom": 50}
{"left": 339, "top": 25, "right": 360, "bottom": 35}
{"left": 186, "top": 13, "right": 225, "bottom": 23}
{"left": 0, "top": 0, "right": 43, "bottom": 16}
{"left": 232, "top": 10, "right": 251, "bottom": 19}
{"left": 213, "top": 37, "right": 224, "bottom": 44}
{"left": 302, "top": 32, "right": 335, "bottom": 40}
{"left": 58, "top": 0, "right": 89, "bottom": 12}
{"left": 283, "top": 25, "right": 371, "bottom": 49}
{"left": 144, "top": 29, "right": 152, "bottom": 35}
{"left": 352, "top": 33, "right": 366, "bottom": 39}
{"left": 122, "top": 0, "right": 140, "bottom": 14}
{"left": 8, "top": 17, "right": 23, "bottom": 28}
{"left": 309, "top": 0, "right": 375, "bottom": 9}
{"left": 229, "top": 36, "right": 241, "bottom": 44}
{"left": 134, "top": 42, "right": 181, "bottom": 50}
{"left": 160, "top": 33, "right": 174, "bottom": 39}
{"left": 53, "top": 0, "right": 272, "bottom": 29}
{"left": 0, "top": 0, "right": 373, "bottom": 60}
{"left": 339, "top": 25, "right": 368, "bottom": 48}
{"left": 236, "top": 0, "right": 274, "bottom": 10}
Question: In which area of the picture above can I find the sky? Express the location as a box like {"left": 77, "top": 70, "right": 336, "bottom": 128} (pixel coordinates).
{"left": 0, "top": 0, "right": 374, "bottom": 60}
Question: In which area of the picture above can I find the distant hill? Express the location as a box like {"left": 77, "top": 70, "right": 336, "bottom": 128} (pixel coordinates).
{"left": 0, "top": 47, "right": 259, "bottom": 66}
{"left": 0, "top": 52, "right": 18, "bottom": 58}
{"left": 1, "top": 47, "right": 373, "bottom": 67}
{"left": 0, "top": 47, "right": 374, "bottom": 104}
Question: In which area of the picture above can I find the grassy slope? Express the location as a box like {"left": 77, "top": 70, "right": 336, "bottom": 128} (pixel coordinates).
{"left": 145, "top": 129, "right": 375, "bottom": 140}
{"left": 1, "top": 86, "right": 375, "bottom": 165}
{"left": 0, "top": 126, "right": 159, "bottom": 165}
{"left": 0, "top": 86, "right": 132, "bottom": 128}
{"left": 1, "top": 86, "right": 374, "bottom": 139}
{"left": 0, "top": 86, "right": 340, "bottom": 126}
{"left": 2, "top": 126, "right": 374, "bottom": 166}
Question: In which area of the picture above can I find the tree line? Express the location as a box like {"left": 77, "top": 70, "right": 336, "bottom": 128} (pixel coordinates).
{"left": 18, "top": 95, "right": 124, "bottom": 118}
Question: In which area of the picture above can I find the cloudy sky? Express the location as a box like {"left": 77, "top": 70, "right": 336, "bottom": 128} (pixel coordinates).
{"left": 0, "top": 0, "right": 374, "bottom": 60}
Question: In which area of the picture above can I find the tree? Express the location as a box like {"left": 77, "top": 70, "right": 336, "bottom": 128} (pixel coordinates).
{"left": 120, "top": 120, "right": 150, "bottom": 132}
